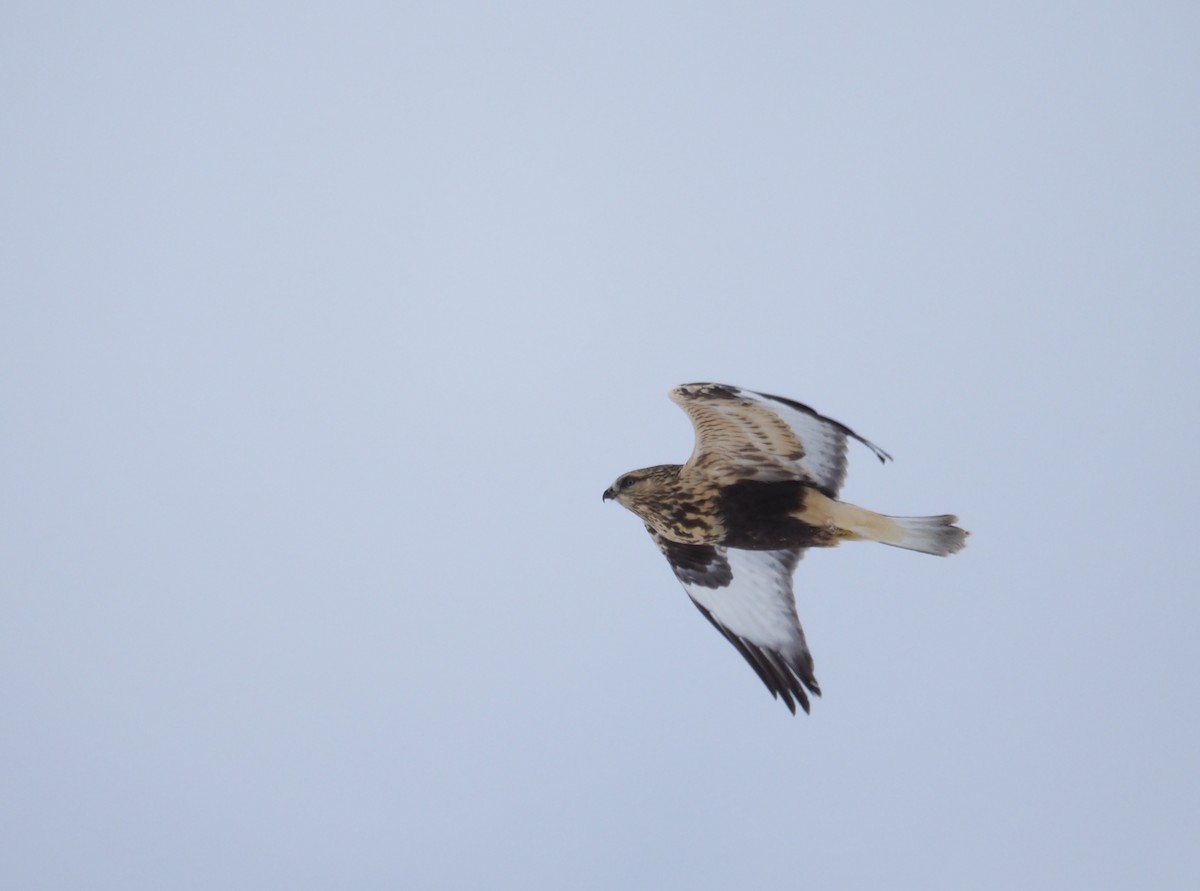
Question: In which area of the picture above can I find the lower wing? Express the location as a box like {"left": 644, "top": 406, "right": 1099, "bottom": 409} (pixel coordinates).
{"left": 648, "top": 528, "right": 819, "bottom": 714}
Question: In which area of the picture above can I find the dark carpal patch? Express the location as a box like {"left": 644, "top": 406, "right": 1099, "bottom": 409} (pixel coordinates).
{"left": 717, "top": 479, "right": 832, "bottom": 550}
{"left": 680, "top": 382, "right": 742, "bottom": 401}
{"left": 649, "top": 530, "right": 733, "bottom": 589}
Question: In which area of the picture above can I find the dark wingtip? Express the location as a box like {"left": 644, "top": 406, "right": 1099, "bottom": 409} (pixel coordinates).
{"left": 777, "top": 687, "right": 810, "bottom": 715}
{"left": 689, "top": 590, "right": 820, "bottom": 717}
{"left": 864, "top": 438, "right": 893, "bottom": 464}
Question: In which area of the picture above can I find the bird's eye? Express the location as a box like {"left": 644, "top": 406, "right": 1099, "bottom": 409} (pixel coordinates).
{"left": 618, "top": 475, "right": 636, "bottom": 491}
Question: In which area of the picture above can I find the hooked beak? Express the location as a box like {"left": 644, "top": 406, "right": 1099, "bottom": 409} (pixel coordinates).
{"left": 602, "top": 486, "right": 615, "bottom": 502}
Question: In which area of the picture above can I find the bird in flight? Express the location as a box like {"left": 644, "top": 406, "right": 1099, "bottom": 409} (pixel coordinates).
{"left": 603, "top": 383, "right": 967, "bottom": 714}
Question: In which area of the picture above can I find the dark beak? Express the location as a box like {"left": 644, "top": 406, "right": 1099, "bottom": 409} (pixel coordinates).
{"left": 602, "top": 486, "right": 615, "bottom": 502}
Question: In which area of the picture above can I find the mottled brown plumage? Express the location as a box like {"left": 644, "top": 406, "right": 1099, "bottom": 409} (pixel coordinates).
{"left": 604, "top": 383, "right": 967, "bottom": 714}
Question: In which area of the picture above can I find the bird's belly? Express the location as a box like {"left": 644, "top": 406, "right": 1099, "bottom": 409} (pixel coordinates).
{"left": 720, "top": 520, "right": 835, "bottom": 550}
{"left": 716, "top": 479, "right": 837, "bottom": 550}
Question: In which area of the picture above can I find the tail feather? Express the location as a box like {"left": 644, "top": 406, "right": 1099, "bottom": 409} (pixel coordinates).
{"left": 883, "top": 514, "right": 968, "bottom": 556}
{"left": 826, "top": 498, "right": 968, "bottom": 556}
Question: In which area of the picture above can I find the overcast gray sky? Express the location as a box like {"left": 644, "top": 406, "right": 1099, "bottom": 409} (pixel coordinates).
{"left": 3, "top": 2, "right": 1198, "bottom": 889}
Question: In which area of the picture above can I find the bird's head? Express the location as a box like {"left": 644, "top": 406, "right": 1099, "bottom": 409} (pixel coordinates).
{"left": 602, "top": 465, "right": 681, "bottom": 514}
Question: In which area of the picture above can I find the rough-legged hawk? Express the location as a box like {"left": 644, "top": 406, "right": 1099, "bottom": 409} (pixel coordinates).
{"left": 603, "top": 383, "right": 967, "bottom": 714}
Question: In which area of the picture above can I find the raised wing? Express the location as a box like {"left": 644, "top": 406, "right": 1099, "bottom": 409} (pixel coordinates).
{"left": 648, "top": 528, "right": 819, "bottom": 714}
{"left": 670, "top": 383, "right": 891, "bottom": 497}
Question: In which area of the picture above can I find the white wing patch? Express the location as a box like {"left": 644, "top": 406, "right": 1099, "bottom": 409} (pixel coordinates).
{"left": 649, "top": 529, "right": 819, "bottom": 714}
{"left": 686, "top": 548, "right": 803, "bottom": 649}
{"left": 671, "top": 383, "right": 891, "bottom": 496}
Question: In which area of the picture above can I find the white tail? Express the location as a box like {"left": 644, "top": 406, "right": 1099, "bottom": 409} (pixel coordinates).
{"left": 881, "top": 514, "right": 968, "bottom": 556}
{"left": 815, "top": 496, "right": 968, "bottom": 556}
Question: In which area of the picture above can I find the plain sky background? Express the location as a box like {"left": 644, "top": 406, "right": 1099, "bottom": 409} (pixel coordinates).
{"left": 3, "top": 2, "right": 1198, "bottom": 889}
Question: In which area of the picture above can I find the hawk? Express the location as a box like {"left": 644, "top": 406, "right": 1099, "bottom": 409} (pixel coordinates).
{"left": 603, "top": 383, "right": 967, "bottom": 714}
